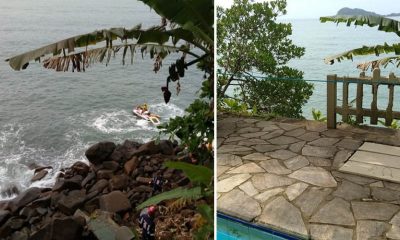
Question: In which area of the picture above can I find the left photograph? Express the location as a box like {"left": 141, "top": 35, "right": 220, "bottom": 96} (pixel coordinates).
{"left": 0, "top": 0, "right": 214, "bottom": 239}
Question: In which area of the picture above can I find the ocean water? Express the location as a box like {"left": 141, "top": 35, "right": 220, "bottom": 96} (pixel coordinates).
{"left": 227, "top": 18, "right": 400, "bottom": 119}
{"left": 286, "top": 18, "right": 400, "bottom": 118}
{"left": 0, "top": 0, "right": 202, "bottom": 199}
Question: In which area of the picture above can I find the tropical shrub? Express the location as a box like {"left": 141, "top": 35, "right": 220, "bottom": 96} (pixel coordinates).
{"left": 217, "top": 0, "right": 313, "bottom": 118}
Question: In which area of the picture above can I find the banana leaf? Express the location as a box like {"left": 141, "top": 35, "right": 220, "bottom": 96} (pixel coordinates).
{"left": 320, "top": 15, "right": 400, "bottom": 36}
{"left": 139, "top": 0, "right": 213, "bottom": 45}
{"left": 5, "top": 25, "right": 201, "bottom": 71}
{"left": 164, "top": 161, "right": 212, "bottom": 185}
{"left": 324, "top": 42, "right": 400, "bottom": 64}
{"left": 356, "top": 56, "right": 400, "bottom": 71}
{"left": 40, "top": 43, "right": 195, "bottom": 72}
{"left": 135, "top": 186, "right": 202, "bottom": 210}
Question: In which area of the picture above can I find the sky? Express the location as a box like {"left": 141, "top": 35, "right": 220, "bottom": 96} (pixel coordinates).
{"left": 217, "top": 0, "right": 400, "bottom": 19}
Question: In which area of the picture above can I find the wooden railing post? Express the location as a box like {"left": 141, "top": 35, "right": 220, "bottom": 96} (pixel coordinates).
{"left": 370, "top": 68, "right": 380, "bottom": 125}
{"left": 342, "top": 77, "right": 349, "bottom": 122}
{"left": 356, "top": 72, "right": 365, "bottom": 124}
{"left": 386, "top": 72, "right": 395, "bottom": 126}
{"left": 327, "top": 74, "right": 337, "bottom": 129}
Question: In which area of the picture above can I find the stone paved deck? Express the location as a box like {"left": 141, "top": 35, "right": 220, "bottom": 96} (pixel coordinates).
{"left": 217, "top": 114, "right": 400, "bottom": 240}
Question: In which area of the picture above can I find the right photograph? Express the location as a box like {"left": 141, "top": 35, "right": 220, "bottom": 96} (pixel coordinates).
{"left": 216, "top": 0, "right": 400, "bottom": 239}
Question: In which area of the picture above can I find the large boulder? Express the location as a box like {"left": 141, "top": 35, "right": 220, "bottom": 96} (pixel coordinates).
{"left": 0, "top": 217, "right": 25, "bottom": 238}
{"left": 109, "top": 140, "right": 140, "bottom": 163}
{"left": 30, "top": 216, "right": 84, "bottom": 240}
{"left": 57, "top": 190, "right": 87, "bottom": 215}
{"left": 0, "top": 210, "right": 10, "bottom": 226}
{"left": 71, "top": 161, "right": 90, "bottom": 176}
{"left": 11, "top": 187, "right": 41, "bottom": 211}
{"left": 99, "top": 191, "right": 131, "bottom": 213}
{"left": 88, "top": 179, "right": 109, "bottom": 194}
{"left": 31, "top": 169, "right": 48, "bottom": 182}
{"left": 52, "top": 175, "right": 83, "bottom": 192}
{"left": 85, "top": 142, "right": 116, "bottom": 165}
{"left": 109, "top": 174, "right": 129, "bottom": 191}
{"left": 132, "top": 140, "right": 174, "bottom": 156}
{"left": 124, "top": 157, "right": 140, "bottom": 175}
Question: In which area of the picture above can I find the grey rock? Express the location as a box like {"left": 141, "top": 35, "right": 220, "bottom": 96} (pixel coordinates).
{"left": 309, "top": 137, "right": 340, "bottom": 147}
{"left": 218, "top": 174, "right": 252, "bottom": 193}
{"left": 336, "top": 138, "right": 362, "bottom": 150}
{"left": 227, "top": 163, "right": 265, "bottom": 174}
{"left": 99, "top": 191, "right": 131, "bottom": 213}
{"left": 268, "top": 150, "right": 297, "bottom": 160}
{"left": 260, "top": 130, "right": 285, "bottom": 140}
{"left": 254, "top": 188, "right": 284, "bottom": 203}
{"left": 259, "top": 160, "right": 291, "bottom": 175}
{"left": 284, "top": 156, "right": 309, "bottom": 170}
{"left": 332, "top": 180, "right": 369, "bottom": 201}
{"left": 289, "top": 141, "right": 306, "bottom": 153}
{"left": 218, "top": 189, "right": 261, "bottom": 221}
{"left": 302, "top": 145, "right": 337, "bottom": 158}
{"left": 257, "top": 196, "right": 307, "bottom": 236}
{"left": 217, "top": 154, "right": 242, "bottom": 166}
{"left": 332, "top": 150, "right": 353, "bottom": 169}
{"left": 289, "top": 167, "right": 337, "bottom": 187}
{"left": 218, "top": 145, "right": 253, "bottom": 154}
{"left": 294, "top": 187, "right": 332, "bottom": 217}
{"left": 285, "top": 128, "right": 306, "bottom": 137}
{"left": 298, "top": 132, "right": 320, "bottom": 142}
{"left": 252, "top": 173, "right": 296, "bottom": 191}
{"left": 307, "top": 156, "right": 332, "bottom": 167}
{"left": 252, "top": 144, "right": 287, "bottom": 153}
{"left": 332, "top": 171, "right": 377, "bottom": 185}
{"left": 238, "top": 181, "right": 259, "bottom": 197}
{"left": 352, "top": 202, "right": 399, "bottom": 220}
{"left": 268, "top": 136, "right": 300, "bottom": 145}
{"left": 356, "top": 220, "right": 390, "bottom": 240}
{"left": 310, "top": 224, "right": 353, "bottom": 240}
{"left": 372, "top": 187, "right": 400, "bottom": 201}
{"left": 242, "top": 153, "right": 270, "bottom": 161}
{"left": 285, "top": 182, "right": 308, "bottom": 201}
{"left": 310, "top": 198, "right": 355, "bottom": 226}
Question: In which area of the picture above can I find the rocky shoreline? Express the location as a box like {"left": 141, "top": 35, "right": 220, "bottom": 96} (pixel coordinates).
{"left": 0, "top": 139, "right": 202, "bottom": 239}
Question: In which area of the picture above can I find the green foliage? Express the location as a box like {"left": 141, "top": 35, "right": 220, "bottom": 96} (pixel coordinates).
{"left": 378, "top": 119, "right": 400, "bottom": 129}
{"left": 320, "top": 15, "right": 400, "bottom": 69}
{"left": 164, "top": 161, "right": 212, "bottom": 186}
{"left": 221, "top": 98, "right": 248, "bottom": 113}
{"left": 343, "top": 115, "right": 359, "bottom": 126}
{"left": 136, "top": 186, "right": 202, "bottom": 210}
{"left": 193, "top": 204, "right": 214, "bottom": 240}
{"left": 217, "top": 0, "right": 313, "bottom": 118}
{"left": 7, "top": 0, "right": 214, "bottom": 238}
{"left": 312, "top": 108, "right": 327, "bottom": 122}
{"left": 242, "top": 78, "right": 313, "bottom": 118}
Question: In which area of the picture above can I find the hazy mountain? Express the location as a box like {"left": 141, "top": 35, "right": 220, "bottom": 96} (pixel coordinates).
{"left": 336, "top": 7, "right": 400, "bottom": 17}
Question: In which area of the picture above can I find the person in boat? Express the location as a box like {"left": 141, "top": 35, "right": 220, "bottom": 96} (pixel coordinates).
{"left": 139, "top": 205, "right": 157, "bottom": 240}
{"left": 137, "top": 103, "right": 149, "bottom": 115}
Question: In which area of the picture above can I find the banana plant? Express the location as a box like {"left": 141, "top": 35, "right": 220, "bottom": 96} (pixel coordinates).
{"left": 320, "top": 15, "right": 400, "bottom": 70}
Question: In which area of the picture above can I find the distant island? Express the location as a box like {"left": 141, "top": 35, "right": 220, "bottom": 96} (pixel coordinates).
{"left": 336, "top": 7, "right": 400, "bottom": 17}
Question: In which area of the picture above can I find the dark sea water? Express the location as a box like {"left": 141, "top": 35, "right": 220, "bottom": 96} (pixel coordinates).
{"left": 0, "top": 0, "right": 202, "bottom": 198}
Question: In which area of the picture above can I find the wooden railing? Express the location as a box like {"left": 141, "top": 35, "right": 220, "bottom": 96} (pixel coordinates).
{"left": 327, "top": 68, "right": 400, "bottom": 129}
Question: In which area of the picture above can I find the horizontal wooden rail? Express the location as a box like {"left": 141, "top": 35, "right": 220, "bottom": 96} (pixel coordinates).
{"left": 327, "top": 68, "right": 399, "bottom": 129}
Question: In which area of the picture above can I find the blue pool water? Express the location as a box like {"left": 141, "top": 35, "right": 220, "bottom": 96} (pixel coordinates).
{"left": 217, "top": 214, "right": 303, "bottom": 240}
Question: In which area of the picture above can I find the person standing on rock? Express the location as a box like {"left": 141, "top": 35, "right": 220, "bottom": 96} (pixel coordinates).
{"left": 149, "top": 175, "right": 166, "bottom": 196}
{"left": 139, "top": 205, "right": 157, "bottom": 240}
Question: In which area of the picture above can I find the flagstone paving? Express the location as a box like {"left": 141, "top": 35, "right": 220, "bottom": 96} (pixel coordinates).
{"left": 217, "top": 114, "right": 400, "bottom": 239}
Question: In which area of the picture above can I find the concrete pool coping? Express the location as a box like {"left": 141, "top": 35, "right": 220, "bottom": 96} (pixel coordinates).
{"left": 218, "top": 212, "right": 305, "bottom": 240}
{"left": 217, "top": 113, "right": 400, "bottom": 240}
